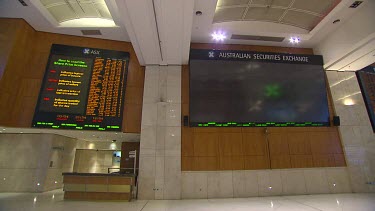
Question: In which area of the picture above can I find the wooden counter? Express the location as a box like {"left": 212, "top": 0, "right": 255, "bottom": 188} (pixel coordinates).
{"left": 62, "top": 173, "right": 135, "bottom": 201}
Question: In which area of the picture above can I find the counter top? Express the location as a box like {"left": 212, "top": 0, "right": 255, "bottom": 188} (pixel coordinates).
{"left": 62, "top": 172, "right": 136, "bottom": 177}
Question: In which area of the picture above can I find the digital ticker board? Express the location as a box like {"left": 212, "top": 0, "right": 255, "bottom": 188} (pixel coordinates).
{"left": 32, "top": 44, "right": 129, "bottom": 131}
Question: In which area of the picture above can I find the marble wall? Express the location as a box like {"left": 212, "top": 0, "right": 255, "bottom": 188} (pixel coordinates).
{"left": 181, "top": 167, "right": 351, "bottom": 198}
{"left": 138, "top": 65, "right": 182, "bottom": 199}
{"left": 0, "top": 133, "right": 85, "bottom": 192}
{"left": 84, "top": 140, "right": 121, "bottom": 150}
{"left": 0, "top": 134, "right": 53, "bottom": 192}
{"left": 73, "top": 149, "right": 119, "bottom": 174}
{"left": 43, "top": 135, "right": 85, "bottom": 191}
{"left": 326, "top": 71, "right": 375, "bottom": 192}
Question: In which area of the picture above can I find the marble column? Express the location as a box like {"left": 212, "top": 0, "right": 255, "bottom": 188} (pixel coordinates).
{"left": 327, "top": 71, "right": 375, "bottom": 192}
{"left": 138, "top": 65, "right": 182, "bottom": 199}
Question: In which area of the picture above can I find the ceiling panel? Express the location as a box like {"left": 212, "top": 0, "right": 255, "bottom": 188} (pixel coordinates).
{"left": 217, "top": 0, "right": 250, "bottom": 7}
{"left": 40, "top": 0, "right": 64, "bottom": 5}
{"left": 47, "top": 4, "right": 77, "bottom": 22}
{"left": 214, "top": 7, "right": 247, "bottom": 22}
{"left": 213, "top": 0, "right": 341, "bottom": 31}
{"left": 40, "top": 0, "right": 114, "bottom": 23}
{"left": 244, "top": 7, "right": 285, "bottom": 22}
{"left": 281, "top": 10, "right": 321, "bottom": 30}
{"left": 70, "top": 2, "right": 100, "bottom": 17}
{"left": 292, "top": 0, "right": 339, "bottom": 15}
{"left": 252, "top": 0, "right": 293, "bottom": 7}
{"left": 96, "top": 6, "right": 112, "bottom": 19}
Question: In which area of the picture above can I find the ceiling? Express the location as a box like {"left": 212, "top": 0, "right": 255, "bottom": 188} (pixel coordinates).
{"left": 0, "top": 0, "right": 373, "bottom": 63}
{"left": 39, "top": 0, "right": 113, "bottom": 24}
{"left": 191, "top": 0, "right": 369, "bottom": 48}
{"left": 0, "top": 126, "right": 140, "bottom": 142}
{"left": 0, "top": 0, "right": 130, "bottom": 41}
{"left": 214, "top": 0, "right": 340, "bottom": 31}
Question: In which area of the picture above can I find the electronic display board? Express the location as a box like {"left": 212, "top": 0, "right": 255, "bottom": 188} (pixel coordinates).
{"left": 32, "top": 44, "right": 129, "bottom": 131}
{"left": 356, "top": 66, "right": 375, "bottom": 132}
{"left": 189, "top": 49, "right": 330, "bottom": 127}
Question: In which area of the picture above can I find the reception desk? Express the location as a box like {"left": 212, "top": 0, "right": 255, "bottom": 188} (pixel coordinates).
{"left": 62, "top": 173, "right": 135, "bottom": 201}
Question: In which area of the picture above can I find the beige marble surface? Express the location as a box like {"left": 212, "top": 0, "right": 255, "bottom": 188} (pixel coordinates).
{"left": 1, "top": 189, "right": 375, "bottom": 211}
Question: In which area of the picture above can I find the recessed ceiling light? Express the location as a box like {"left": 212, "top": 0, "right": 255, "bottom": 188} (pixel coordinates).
{"left": 289, "top": 37, "right": 300, "bottom": 44}
{"left": 212, "top": 31, "right": 227, "bottom": 42}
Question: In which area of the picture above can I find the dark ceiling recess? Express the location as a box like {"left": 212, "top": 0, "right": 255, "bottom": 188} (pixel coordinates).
{"left": 81, "top": 30, "right": 102, "bottom": 35}
{"left": 18, "top": 0, "right": 28, "bottom": 6}
{"left": 349, "top": 1, "right": 363, "bottom": 8}
{"left": 231, "top": 34, "right": 285, "bottom": 42}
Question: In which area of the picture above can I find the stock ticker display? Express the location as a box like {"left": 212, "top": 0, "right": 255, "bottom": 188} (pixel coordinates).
{"left": 32, "top": 44, "right": 129, "bottom": 131}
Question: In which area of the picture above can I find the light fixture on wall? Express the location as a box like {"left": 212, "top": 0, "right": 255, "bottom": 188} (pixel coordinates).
{"left": 110, "top": 143, "right": 117, "bottom": 150}
{"left": 212, "top": 31, "right": 227, "bottom": 42}
{"left": 343, "top": 98, "right": 355, "bottom": 105}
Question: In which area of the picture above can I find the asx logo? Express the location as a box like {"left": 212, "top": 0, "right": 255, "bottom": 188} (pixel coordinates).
{"left": 83, "top": 48, "right": 100, "bottom": 55}
{"left": 208, "top": 51, "right": 215, "bottom": 58}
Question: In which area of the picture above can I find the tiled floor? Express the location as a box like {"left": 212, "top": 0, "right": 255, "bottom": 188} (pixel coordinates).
{"left": 0, "top": 189, "right": 374, "bottom": 211}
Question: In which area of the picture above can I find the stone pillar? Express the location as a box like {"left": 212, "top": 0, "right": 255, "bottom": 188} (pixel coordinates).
{"left": 138, "top": 65, "right": 182, "bottom": 199}
{"left": 327, "top": 71, "right": 375, "bottom": 192}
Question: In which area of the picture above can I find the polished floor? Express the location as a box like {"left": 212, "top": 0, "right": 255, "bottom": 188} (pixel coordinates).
{"left": 0, "top": 189, "right": 374, "bottom": 211}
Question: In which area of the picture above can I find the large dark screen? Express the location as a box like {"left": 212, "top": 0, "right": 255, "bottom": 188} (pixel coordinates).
{"left": 32, "top": 44, "right": 129, "bottom": 131}
{"left": 189, "top": 50, "right": 330, "bottom": 127}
